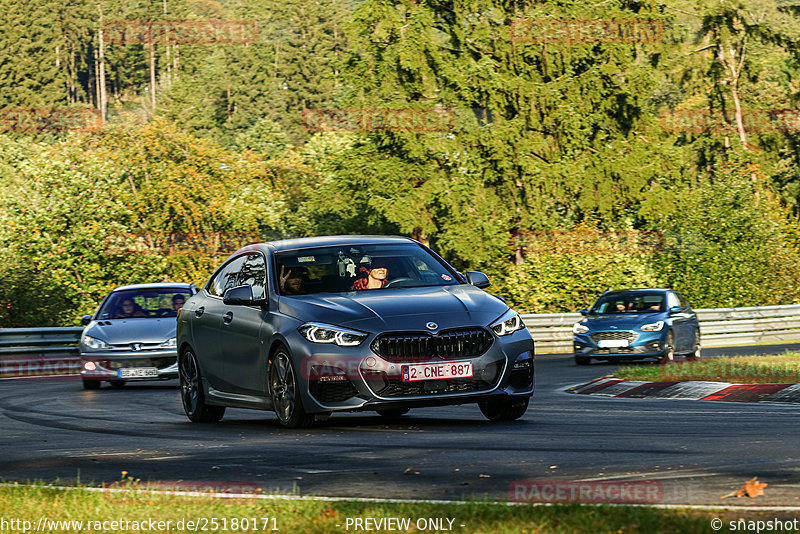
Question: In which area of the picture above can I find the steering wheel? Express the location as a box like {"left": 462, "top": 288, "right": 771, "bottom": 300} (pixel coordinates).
{"left": 385, "top": 277, "right": 413, "bottom": 288}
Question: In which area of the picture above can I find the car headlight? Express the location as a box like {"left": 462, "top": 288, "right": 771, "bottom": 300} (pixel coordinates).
{"left": 298, "top": 322, "right": 368, "bottom": 347}
{"left": 640, "top": 321, "right": 665, "bottom": 332}
{"left": 490, "top": 311, "right": 525, "bottom": 336}
{"left": 158, "top": 337, "right": 177, "bottom": 348}
{"left": 82, "top": 335, "right": 111, "bottom": 350}
{"left": 573, "top": 322, "right": 590, "bottom": 334}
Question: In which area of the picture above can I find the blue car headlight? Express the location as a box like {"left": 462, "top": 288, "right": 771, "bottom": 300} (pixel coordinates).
{"left": 573, "top": 322, "right": 589, "bottom": 334}
{"left": 490, "top": 310, "right": 525, "bottom": 336}
{"left": 298, "top": 322, "right": 368, "bottom": 347}
{"left": 82, "top": 335, "right": 111, "bottom": 350}
{"left": 640, "top": 321, "right": 665, "bottom": 332}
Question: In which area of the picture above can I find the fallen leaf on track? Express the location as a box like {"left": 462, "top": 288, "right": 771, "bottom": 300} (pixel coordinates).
{"left": 721, "top": 477, "right": 768, "bottom": 499}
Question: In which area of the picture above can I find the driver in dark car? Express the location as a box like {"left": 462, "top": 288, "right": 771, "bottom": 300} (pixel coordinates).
{"left": 351, "top": 258, "right": 388, "bottom": 290}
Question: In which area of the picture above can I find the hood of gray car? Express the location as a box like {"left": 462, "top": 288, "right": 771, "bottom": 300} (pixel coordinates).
{"left": 279, "top": 285, "right": 508, "bottom": 332}
{"left": 83, "top": 318, "right": 177, "bottom": 345}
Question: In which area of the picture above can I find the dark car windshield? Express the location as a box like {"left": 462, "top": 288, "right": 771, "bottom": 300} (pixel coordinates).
{"left": 589, "top": 292, "right": 665, "bottom": 314}
{"left": 97, "top": 288, "right": 192, "bottom": 319}
{"left": 275, "top": 243, "right": 459, "bottom": 295}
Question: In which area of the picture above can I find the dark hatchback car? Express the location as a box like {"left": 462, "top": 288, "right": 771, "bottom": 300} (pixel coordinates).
{"left": 572, "top": 289, "right": 700, "bottom": 365}
{"left": 176, "top": 236, "right": 534, "bottom": 427}
{"left": 79, "top": 283, "right": 198, "bottom": 389}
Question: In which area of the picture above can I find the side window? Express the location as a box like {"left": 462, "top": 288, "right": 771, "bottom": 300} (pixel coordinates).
{"left": 677, "top": 293, "right": 690, "bottom": 310}
{"left": 208, "top": 255, "right": 247, "bottom": 297}
{"left": 667, "top": 292, "right": 681, "bottom": 310}
{"left": 237, "top": 253, "right": 267, "bottom": 300}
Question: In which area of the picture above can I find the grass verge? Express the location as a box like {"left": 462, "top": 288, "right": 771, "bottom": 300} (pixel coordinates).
{"left": 613, "top": 352, "right": 800, "bottom": 384}
{"left": 0, "top": 483, "right": 780, "bottom": 534}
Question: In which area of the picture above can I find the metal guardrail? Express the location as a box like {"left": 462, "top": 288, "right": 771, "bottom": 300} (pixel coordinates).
{"left": 2, "top": 304, "right": 800, "bottom": 377}
{"left": 522, "top": 304, "right": 800, "bottom": 354}
{"left": 0, "top": 327, "right": 83, "bottom": 378}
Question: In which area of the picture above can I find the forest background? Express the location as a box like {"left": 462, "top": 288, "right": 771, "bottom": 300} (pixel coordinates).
{"left": 2, "top": 0, "right": 800, "bottom": 326}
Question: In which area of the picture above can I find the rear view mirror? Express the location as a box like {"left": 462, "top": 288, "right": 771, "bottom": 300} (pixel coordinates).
{"left": 464, "top": 271, "right": 490, "bottom": 289}
{"left": 580, "top": 309, "right": 588, "bottom": 316}
{"left": 81, "top": 315, "right": 92, "bottom": 326}
{"left": 668, "top": 306, "right": 683, "bottom": 315}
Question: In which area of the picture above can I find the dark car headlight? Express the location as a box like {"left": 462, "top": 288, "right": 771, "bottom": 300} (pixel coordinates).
{"left": 640, "top": 321, "right": 665, "bottom": 332}
{"left": 490, "top": 311, "right": 525, "bottom": 336}
{"left": 82, "top": 335, "right": 111, "bottom": 350}
{"left": 298, "top": 322, "right": 368, "bottom": 347}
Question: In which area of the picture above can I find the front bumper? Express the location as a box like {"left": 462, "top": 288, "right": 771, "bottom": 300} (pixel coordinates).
{"left": 573, "top": 331, "right": 665, "bottom": 359}
{"left": 79, "top": 349, "right": 179, "bottom": 381}
{"left": 285, "top": 327, "right": 535, "bottom": 413}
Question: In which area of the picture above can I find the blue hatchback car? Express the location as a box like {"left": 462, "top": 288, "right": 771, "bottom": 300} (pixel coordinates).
{"left": 572, "top": 289, "right": 700, "bottom": 365}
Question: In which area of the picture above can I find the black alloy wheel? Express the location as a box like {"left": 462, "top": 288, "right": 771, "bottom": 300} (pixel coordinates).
{"left": 179, "top": 349, "right": 225, "bottom": 422}
{"left": 269, "top": 348, "right": 315, "bottom": 428}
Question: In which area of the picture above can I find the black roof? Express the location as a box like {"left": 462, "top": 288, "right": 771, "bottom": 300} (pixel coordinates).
{"left": 602, "top": 288, "right": 671, "bottom": 296}
{"left": 252, "top": 235, "right": 417, "bottom": 253}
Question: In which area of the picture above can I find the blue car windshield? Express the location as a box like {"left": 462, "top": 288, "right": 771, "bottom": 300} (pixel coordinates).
{"left": 589, "top": 293, "right": 665, "bottom": 314}
{"left": 275, "top": 243, "right": 460, "bottom": 295}
{"left": 97, "top": 289, "right": 192, "bottom": 319}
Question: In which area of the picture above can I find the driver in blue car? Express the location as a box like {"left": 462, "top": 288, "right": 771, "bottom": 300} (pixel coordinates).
{"left": 352, "top": 258, "right": 388, "bottom": 290}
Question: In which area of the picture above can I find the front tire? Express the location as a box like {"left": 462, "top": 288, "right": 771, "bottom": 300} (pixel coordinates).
{"left": 686, "top": 332, "right": 701, "bottom": 361}
{"left": 574, "top": 356, "right": 591, "bottom": 366}
{"left": 478, "top": 397, "right": 530, "bottom": 422}
{"left": 179, "top": 349, "right": 225, "bottom": 423}
{"left": 660, "top": 331, "right": 675, "bottom": 363}
{"left": 82, "top": 378, "right": 100, "bottom": 390}
{"left": 270, "top": 348, "right": 315, "bottom": 428}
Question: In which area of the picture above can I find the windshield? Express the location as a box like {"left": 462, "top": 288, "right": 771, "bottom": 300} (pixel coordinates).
{"left": 97, "top": 288, "right": 192, "bottom": 319}
{"left": 275, "top": 243, "right": 459, "bottom": 295}
{"left": 589, "top": 292, "right": 665, "bottom": 315}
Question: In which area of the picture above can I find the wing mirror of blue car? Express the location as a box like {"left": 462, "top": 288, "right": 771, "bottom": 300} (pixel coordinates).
{"left": 579, "top": 309, "right": 588, "bottom": 316}
{"left": 464, "top": 270, "right": 491, "bottom": 288}
{"left": 668, "top": 305, "right": 683, "bottom": 315}
{"left": 81, "top": 315, "right": 92, "bottom": 326}
{"left": 223, "top": 285, "right": 267, "bottom": 307}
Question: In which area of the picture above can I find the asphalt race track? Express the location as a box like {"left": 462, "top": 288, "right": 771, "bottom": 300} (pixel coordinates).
{"left": 1, "top": 344, "right": 799, "bottom": 507}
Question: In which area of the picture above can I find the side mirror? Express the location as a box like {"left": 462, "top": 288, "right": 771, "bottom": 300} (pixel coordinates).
{"left": 580, "top": 309, "right": 588, "bottom": 316}
{"left": 668, "top": 306, "right": 683, "bottom": 315}
{"left": 464, "top": 271, "right": 490, "bottom": 289}
{"left": 223, "top": 285, "right": 259, "bottom": 306}
{"left": 81, "top": 315, "right": 92, "bottom": 326}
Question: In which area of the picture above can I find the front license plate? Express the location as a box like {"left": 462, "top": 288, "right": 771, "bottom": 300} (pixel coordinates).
{"left": 117, "top": 367, "right": 158, "bottom": 379}
{"left": 401, "top": 361, "right": 473, "bottom": 382}
{"left": 598, "top": 339, "right": 629, "bottom": 348}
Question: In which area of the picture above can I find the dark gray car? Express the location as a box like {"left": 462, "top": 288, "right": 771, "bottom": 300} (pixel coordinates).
{"left": 80, "top": 283, "right": 198, "bottom": 389}
{"left": 177, "top": 236, "right": 534, "bottom": 427}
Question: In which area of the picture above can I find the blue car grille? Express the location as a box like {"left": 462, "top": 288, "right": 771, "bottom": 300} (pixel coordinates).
{"left": 589, "top": 331, "right": 638, "bottom": 344}
{"left": 371, "top": 328, "right": 493, "bottom": 362}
